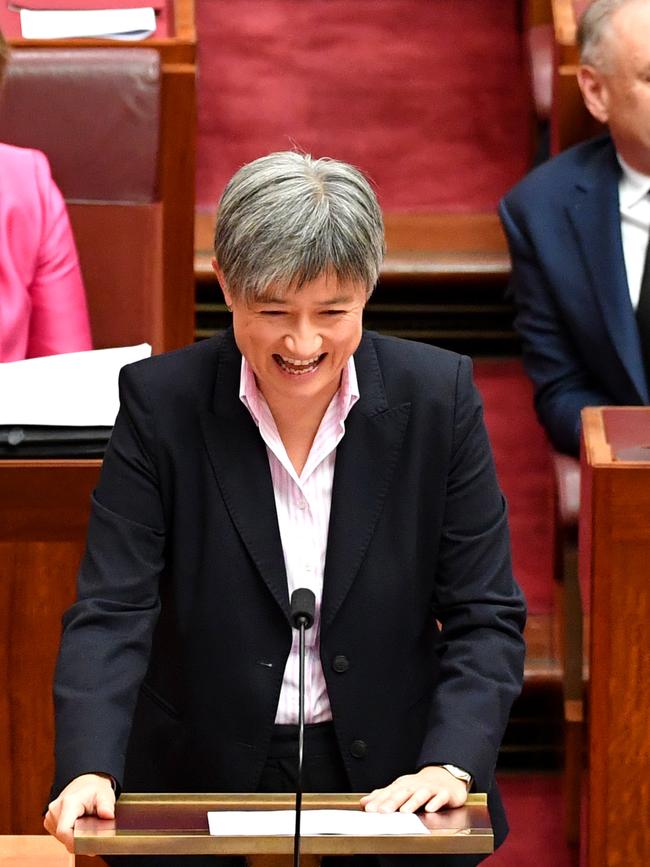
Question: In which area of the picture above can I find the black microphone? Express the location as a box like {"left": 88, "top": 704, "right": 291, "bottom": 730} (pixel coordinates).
{"left": 289, "top": 587, "right": 315, "bottom": 867}
{"left": 290, "top": 587, "right": 315, "bottom": 629}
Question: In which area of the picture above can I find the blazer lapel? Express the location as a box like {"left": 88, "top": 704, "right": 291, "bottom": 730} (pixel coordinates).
{"left": 321, "top": 333, "right": 411, "bottom": 632}
{"left": 199, "top": 331, "right": 290, "bottom": 621}
{"left": 568, "top": 139, "right": 649, "bottom": 401}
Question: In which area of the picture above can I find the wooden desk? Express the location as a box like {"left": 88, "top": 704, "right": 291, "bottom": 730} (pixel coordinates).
{"left": 3, "top": 0, "right": 197, "bottom": 353}
{"left": 0, "top": 0, "right": 195, "bottom": 55}
{"left": 75, "top": 793, "right": 493, "bottom": 857}
{"left": 580, "top": 407, "right": 650, "bottom": 866}
{"left": 0, "top": 460, "right": 101, "bottom": 835}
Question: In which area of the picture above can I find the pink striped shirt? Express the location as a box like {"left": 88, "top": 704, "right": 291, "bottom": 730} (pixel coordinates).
{"left": 239, "top": 355, "right": 360, "bottom": 724}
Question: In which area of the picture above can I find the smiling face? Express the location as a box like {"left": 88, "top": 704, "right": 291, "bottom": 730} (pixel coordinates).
{"left": 578, "top": 0, "right": 650, "bottom": 174}
{"left": 222, "top": 271, "right": 367, "bottom": 416}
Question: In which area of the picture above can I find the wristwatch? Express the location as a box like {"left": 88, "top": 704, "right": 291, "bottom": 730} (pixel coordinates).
{"left": 440, "top": 764, "right": 473, "bottom": 790}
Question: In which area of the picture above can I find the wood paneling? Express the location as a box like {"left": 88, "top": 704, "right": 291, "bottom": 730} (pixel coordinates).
{"left": 0, "top": 462, "right": 100, "bottom": 835}
{"left": 69, "top": 205, "right": 164, "bottom": 353}
{"left": 160, "top": 59, "right": 196, "bottom": 351}
{"left": 580, "top": 408, "right": 650, "bottom": 866}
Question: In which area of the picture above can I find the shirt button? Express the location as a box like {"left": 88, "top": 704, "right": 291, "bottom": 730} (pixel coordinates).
{"left": 296, "top": 499, "right": 307, "bottom": 510}
{"left": 350, "top": 740, "right": 367, "bottom": 759}
{"left": 332, "top": 654, "right": 350, "bottom": 673}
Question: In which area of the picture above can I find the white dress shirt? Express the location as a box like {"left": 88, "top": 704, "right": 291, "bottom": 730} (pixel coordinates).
{"left": 239, "top": 355, "right": 359, "bottom": 724}
{"left": 618, "top": 154, "right": 650, "bottom": 309}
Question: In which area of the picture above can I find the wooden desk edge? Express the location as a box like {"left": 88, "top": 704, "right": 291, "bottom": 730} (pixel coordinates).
{"left": 75, "top": 793, "right": 492, "bottom": 856}
{"left": 0, "top": 458, "right": 102, "bottom": 469}
{"left": 75, "top": 834, "right": 494, "bottom": 857}
{"left": 580, "top": 406, "right": 650, "bottom": 466}
{"left": 112, "top": 792, "right": 486, "bottom": 805}
{"left": 8, "top": 0, "right": 196, "bottom": 45}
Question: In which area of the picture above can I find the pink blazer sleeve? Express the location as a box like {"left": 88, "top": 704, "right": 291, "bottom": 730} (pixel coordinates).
{"left": 0, "top": 145, "right": 93, "bottom": 361}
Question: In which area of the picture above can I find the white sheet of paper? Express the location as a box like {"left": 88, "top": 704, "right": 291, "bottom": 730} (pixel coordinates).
{"left": 207, "top": 810, "right": 428, "bottom": 837}
{"left": 0, "top": 343, "right": 151, "bottom": 427}
{"left": 19, "top": 7, "right": 155, "bottom": 39}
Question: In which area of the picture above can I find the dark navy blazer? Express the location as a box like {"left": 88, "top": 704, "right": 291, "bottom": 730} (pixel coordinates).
{"left": 52, "top": 329, "right": 525, "bottom": 867}
{"left": 500, "top": 135, "right": 649, "bottom": 456}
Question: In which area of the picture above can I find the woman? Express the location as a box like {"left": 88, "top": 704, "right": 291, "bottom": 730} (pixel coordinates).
{"left": 46, "top": 152, "right": 525, "bottom": 867}
{"left": 0, "top": 29, "right": 92, "bottom": 361}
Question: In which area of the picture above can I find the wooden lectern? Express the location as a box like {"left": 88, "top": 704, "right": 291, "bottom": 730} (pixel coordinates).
{"left": 75, "top": 793, "right": 493, "bottom": 859}
{"left": 580, "top": 407, "right": 650, "bottom": 866}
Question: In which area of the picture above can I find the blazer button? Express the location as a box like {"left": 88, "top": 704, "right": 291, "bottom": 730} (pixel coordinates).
{"left": 350, "top": 739, "right": 367, "bottom": 759}
{"left": 332, "top": 654, "right": 350, "bottom": 673}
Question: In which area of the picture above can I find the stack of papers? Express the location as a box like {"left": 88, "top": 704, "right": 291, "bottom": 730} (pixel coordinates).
{"left": 207, "top": 810, "right": 428, "bottom": 837}
{"left": 11, "top": 0, "right": 163, "bottom": 40}
{"left": 0, "top": 344, "right": 151, "bottom": 427}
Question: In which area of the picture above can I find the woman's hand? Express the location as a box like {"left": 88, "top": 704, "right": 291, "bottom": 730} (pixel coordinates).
{"left": 44, "top": 773, "right": 115, "bottom": 853}
{"left": 360, "top": 766, "right": 468, "bottom": 813}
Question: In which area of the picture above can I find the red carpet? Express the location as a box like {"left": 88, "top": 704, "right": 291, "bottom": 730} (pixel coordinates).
{"left": 474, "top": 360, "right": 554, "bottom": 615}
{"left": 195, "top": 0, "right": 531, "bottom": 212}
{"left": 489, "top": 774, "right": 574, "bottom": 865}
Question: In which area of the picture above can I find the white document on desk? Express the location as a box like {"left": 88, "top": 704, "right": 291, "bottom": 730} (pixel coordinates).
{"left": 207, "top": 810, "right": 428, "bottom": 836}
{"left": 0, "top": 343, "right": 151, "bottom": 427}
{"left": 18, "top": 7, "right": 156, "bottom": 39}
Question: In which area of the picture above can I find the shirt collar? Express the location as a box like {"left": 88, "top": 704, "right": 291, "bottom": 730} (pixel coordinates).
{"left": 239, "top": 353, "right": 360, "bottom": 428}
{"left": 618, "top": 153, "right": 650, "bottom": 209}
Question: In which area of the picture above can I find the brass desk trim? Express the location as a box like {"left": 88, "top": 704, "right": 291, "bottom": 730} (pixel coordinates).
{"left": 75, "top": 793, "right": 493, "bottom": 856}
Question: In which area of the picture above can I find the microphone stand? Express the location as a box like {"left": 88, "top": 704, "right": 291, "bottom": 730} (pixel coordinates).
{"left": 289, "top": 588, "right": 315, "bottom": 867}
{"left": 294, "top": 612, "right": 307, "bottom": 867}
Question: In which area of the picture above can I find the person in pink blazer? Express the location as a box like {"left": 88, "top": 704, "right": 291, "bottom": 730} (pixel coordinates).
{"left": 0, "top": 32, "right": 92, "bottom": 362}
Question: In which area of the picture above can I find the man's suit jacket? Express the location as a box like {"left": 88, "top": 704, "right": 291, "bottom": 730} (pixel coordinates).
{"left": 53, "top": 329, "right": 525, "bottom": 865}
{"left": 0, "top": 143, "right": 92, "bottom": 361}
{"left": 499, "top": 134, "right": 649, "bottom": 456}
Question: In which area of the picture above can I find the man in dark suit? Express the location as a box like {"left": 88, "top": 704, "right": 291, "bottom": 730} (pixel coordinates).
{"left": 45, "top": 152, "right": 525, "bottom": 866}
{"left": 499, "top": 0, "right": 650, "bottom": 456}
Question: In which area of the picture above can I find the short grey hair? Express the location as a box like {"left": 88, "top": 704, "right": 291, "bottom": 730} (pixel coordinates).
{"left": 578, "top": 0, "right": 645, "bottom": 68}
{"left": 213, "top": 151, "right": 385, "bottom": 302}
